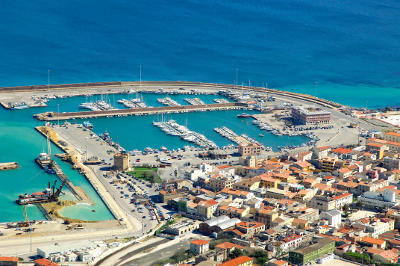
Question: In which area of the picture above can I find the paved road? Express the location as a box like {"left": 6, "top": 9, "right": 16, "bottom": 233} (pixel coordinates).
{"left": 121, "top": 238, "right": 190, "bottom": 266}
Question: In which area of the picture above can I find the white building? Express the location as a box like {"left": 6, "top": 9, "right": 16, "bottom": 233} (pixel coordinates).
{"left": 320, "top": 209, "right": 342, "bottom": 228}
{"left": 190, "top": 164, "right": 214, "bottom": 181}
{"left": 358, "top": 189, "right": 397, "bottom": 209}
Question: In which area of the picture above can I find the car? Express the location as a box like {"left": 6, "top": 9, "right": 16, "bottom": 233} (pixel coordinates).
{"left": 142, "top": 216, "right": 146, "bottom": 219}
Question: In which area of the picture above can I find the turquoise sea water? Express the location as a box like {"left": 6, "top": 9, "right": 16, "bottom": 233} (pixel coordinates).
{"left": 0, "top": 93, "right": 307, "bottom": 222}
{"left": 1, "top": 0, "right": 400, "bottom": 107}
{"left": 0, "top": 106, "right": 114, "bottom": 222}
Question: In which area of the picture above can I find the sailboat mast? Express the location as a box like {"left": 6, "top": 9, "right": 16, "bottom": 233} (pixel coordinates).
{"left": 47, "top": 134, "right": 52, "bottom": 159}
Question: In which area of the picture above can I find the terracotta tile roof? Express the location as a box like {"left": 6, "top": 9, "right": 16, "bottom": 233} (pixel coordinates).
{"left": 273, "top": 260, "right": 288, "bottom": 266}
{"left": 215, "top": 242, "right": 244, "bottom": 250}
{"left": 361, "top": 236, "right": 385, "bottom": 245}
{"left": 318, "top": 146, "right": 331, "bottom": 151}
{"left": 34, "top": 258, "right": 60, "bottom": 266}
{"left": 386, "top": 132, "right": 400, "bottom": 137}
{"left": 367, "top": 142, "right": 385, "bottom": 148}
{"left": 218, "top": 256, "right": 253, "bottom": 266}
{"left": 217, "top": 165, "right": 233, "bottom": 169}
{"left": 333, "top": 193, "right": 352, "bottom": 200}
{"left": 378, "top": 250, "right": 398, "bottom": 261}
{"left": 332, "top": 147, "right": 353, "bottom": 154}
{"left": 190, "top": 239, "right": 209, "bottom": 245}
{"left": 0, "top": 257, "right": 19, "bottom": 262}
{"left": 283, "top": 234, "right": 301, "bottom": 243}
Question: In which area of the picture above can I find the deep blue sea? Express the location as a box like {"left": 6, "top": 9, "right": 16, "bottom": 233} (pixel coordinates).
{"left": 1, "top": 0, "right": 400, "bottom": 108}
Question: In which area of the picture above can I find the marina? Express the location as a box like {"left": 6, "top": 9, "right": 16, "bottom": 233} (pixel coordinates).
{"left": 0, "top": 83, "right": 327, "bottom": 223}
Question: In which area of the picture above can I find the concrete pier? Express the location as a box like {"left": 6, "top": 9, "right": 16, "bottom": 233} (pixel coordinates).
{"left": 34, "top": 102, "right": 248, "bottom": 121}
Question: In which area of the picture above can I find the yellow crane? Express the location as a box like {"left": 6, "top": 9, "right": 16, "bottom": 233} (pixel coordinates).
{"left": 23, "top": 205, "right": 33, "bottom": 252}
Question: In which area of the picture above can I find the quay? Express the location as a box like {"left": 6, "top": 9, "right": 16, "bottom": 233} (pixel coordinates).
{"left": 35, "top": 125, "right": 133, "bottom": 229}
{"left": 34, "top": 102, "right": 248, "bottom": 121}
{"left": 35, "top": 127, "right": 90, "bottom": 203}
{"left": 0, "top": 162, "right": 19, "bottom": 171}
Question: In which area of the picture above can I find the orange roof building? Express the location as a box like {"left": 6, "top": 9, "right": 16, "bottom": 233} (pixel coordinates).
{"left": 218, "top": 256, "right": 253, "bottom": 266}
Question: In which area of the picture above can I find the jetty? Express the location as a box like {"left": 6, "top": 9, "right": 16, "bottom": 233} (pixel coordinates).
{"left": 214, "top": 126, "right": 261, "bottom": 146}
{"left": 0, "top": 162, "right": 19, "bottom": 171}
{"left": 34, "top": 102, "right": 248, "bottom": 121}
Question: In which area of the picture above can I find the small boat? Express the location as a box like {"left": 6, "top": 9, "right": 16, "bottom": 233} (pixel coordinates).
{"left": 12, "top": 102, "right": 29, "bottom": 110}
{"left": 237, "top": 113, "right": 252, "bottom": 118}
{"left": 259, "top": 134, "right": 264, "bottom": 137}
{"left": 83, "top": 121, "right": 93, "bottom": 129}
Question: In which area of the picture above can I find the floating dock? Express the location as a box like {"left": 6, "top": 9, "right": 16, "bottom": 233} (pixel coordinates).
{"left": 34, "top": 102, "right": 248, "bottom": 121}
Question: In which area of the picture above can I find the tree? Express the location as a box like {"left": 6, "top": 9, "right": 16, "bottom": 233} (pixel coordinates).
{"left": 229, "top": 248, "right": 244, "bottom": 259}
{"left": 343, "top": 204, "right": 350, "bottom": 212}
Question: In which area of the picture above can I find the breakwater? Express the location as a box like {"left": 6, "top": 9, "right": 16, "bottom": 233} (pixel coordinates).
{"left": 0, "top": 81, "right": 343, "bottom": 110}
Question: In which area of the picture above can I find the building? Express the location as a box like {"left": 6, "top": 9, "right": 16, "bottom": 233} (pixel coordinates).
{"left": 190, "top": 239, "right": 209, "bottom": 255}
{"left": 358, "top": 189, "right": 397, "bottom": 209}
{"left": 215, "top": 242, "right": 244, "bottom": 253}
{"left": 280, "top": 234, "right": 304, "bottom": 252}
{"left": 366, "top": 143, "right": 386, "bottom": 159}
{"left": 384, "top": 131, "right": 400, "bottom": 143}
{"left": 267, "top": 260, "right": 288, "bottom": 266}
{"left": 358, "top": 236, "right": 386, "bottom": 249}
{"left": 197, "top": 199, "right": 218, "bottom": 219}
{"left": 260, "top": 176, "right": 280, "bottom": 189}
{"left": 373, "top": 250, "right": 399, "bottom": 264}
{"left": 218, "top": 256, "right": 253, "bottom": 266}
{"left": 233, "top": 177, "right": 260, "bottom": 191}
{"left": 199, "top": 216, "right": 241, "bottom": 235}
{"left": 235, "top": 221, "right": 265, "bottom": 238}
{"left": 321, "top": 157, "right": 338, "bottom": 172}
{"left": 291, "top": 106, "right": 331, "bottom": 125}
{"left": 164, "top": 220, "right": 199, "bottom": 236}
{"left": 34, "top": 258, "right": 60, "bottom": 266}
{"left": 216, "top": 205, "right": 250, "bottom": 219}
{"left": 289, "top": 238, "right": 335, "bottom": 265}
{"left": 209, "top": 177, "right": 235, "bottom": 192}
{"left": 383, "top": 156, "right": 400, "bottom": 170}
{"left": 113, "top": 152, "right": 130, "bottom": 171}
{"left": 320, "top": 209, "right": 341, "bottom": 228}
{"left": 238, "top": 143, "right": 262, "bottom": 157}
{"left": 255, "top": 208, "right": 279, "bottom": 228}
{"left": 0, "top": 257, "right": 19, "bottom": 266}
{"left": 308, "top": 193, "right": 352, "bottom": 211}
